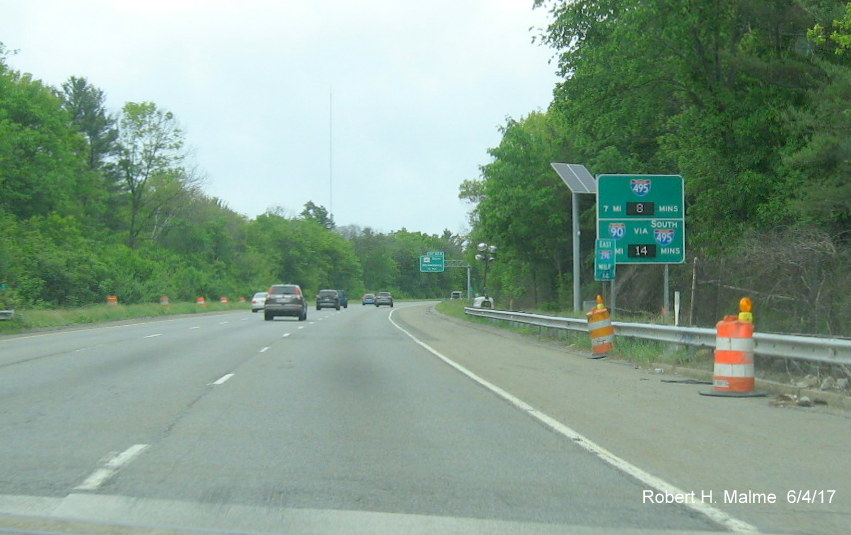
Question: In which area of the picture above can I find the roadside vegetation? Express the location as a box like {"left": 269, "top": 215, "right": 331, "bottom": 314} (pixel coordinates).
{"left": 0, "top": 301, "right": 248, "bottom": 335}
{"left": 462, "top": 1, "right": 851, "bottom": 335}
{"left": 0, "top": 44, "right": 468, "bottom": 313}
{"left": 2, "top": 1, "right": 850, "bottom": 337}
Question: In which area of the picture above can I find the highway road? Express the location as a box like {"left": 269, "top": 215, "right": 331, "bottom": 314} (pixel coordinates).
{"left": 0, "top": 302, "right": 842, "bottom": 534}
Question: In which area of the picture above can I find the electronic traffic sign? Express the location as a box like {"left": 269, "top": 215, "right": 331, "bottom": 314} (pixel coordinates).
{"left": 596, "top": 175, "right": 685, "bottom": 264}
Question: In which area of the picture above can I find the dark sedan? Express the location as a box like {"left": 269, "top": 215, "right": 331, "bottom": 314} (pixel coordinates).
{"left": 316, "top": 289, "right": 341, "bottom": 311}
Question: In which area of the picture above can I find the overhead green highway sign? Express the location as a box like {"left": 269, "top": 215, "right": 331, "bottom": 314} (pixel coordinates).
{"left": 419, "top": 251, "right": 445, "bottom": 272}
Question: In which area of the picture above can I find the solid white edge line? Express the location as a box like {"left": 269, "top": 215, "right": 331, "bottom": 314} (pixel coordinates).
{"left": 74, "top": 444, "right": 149, "bottom": 491}
{"left": 387, "top": 309, "right": 761, "bottom": 534}
{"left": 211, "top": 373, "right": 235, "bottom": 385}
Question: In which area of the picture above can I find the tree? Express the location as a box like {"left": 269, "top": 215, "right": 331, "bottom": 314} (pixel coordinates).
{"left": 348, "top": 227, "right": 399, "bottom": 293}
{"left": 300, "top": 201, "right": 335, "bottom": 229}
{"left": 59, "top": 76, "right": 117, "bottom": 171}
{"left": 246, "top": 213, "right": 361, "bottom": 295}
{"left": 461, "top": 112, "right": 576, "bottom": 307}
{"left": 779, "top": 60, "right": 851, "bottom": 235}
{"left": 809, "top": 2, "right": 851, "bottom": 56}
{"left": 0, "top": 50, "right": 97, "bottom": 221}
{"left": 115, "top": 102, "right": 200, "bottom": 248}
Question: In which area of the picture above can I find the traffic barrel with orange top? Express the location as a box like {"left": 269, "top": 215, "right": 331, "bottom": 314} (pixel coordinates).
{"left": 700, "top": 298, "right": 765, "bottom": 397}
{"left": 586, "top": 295, "right": 614, "bottom": 359}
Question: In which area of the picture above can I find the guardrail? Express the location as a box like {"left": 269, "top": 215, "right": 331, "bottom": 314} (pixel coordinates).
{"left": 464, "top": 307, "right": 851, "bottom": 366}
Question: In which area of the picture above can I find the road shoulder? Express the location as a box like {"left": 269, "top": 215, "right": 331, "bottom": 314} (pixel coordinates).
{"left": 393, "top": 303, "right": 851, "bottom": 535}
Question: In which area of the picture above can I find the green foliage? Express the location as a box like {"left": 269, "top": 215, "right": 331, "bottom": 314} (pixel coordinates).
{"left": 115, "top": 101, "right": 198, "bottom": 248}
{"left": 300, "top": 201, "right": 335, "bottom": 229}
{"left": 808, "top": 2, "right": 851, "bottom": 55}
{"left": 59, "top": 76, "right": 118, "bottom": 171}
{"left": 0, "top": 65, "right": 97, "bottom": 221}
{"left": 461, "top": 112, "right": 577, "bottom": 308}
{"left": 458, "top": 1, "right": 851, "bottom": 333}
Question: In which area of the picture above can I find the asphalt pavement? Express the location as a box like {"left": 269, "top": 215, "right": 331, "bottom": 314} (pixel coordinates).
{"left": 0, "top": 302, "right": 828, "bottom": 533}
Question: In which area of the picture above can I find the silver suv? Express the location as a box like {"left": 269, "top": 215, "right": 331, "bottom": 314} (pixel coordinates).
{"left": 264, "top": 284, "right": 307, "bottom": 321}
{"left": 375, "top": 291, "right": 394, "bottom": 307}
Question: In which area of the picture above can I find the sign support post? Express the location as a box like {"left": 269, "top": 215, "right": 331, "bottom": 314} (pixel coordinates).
{"left": 551, "top": 163, "right": 598, "bottom": 312}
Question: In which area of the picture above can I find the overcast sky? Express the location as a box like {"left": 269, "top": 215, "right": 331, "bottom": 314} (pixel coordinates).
{"left": 2, "top": 0, "right": 560, "bottom": 236}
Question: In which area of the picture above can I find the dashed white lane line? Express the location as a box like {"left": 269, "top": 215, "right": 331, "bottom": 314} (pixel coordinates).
{"left": 282, "top": 333, "right": 291, "bottom": 338}
{"left": 189, "top": 326, "right": 200, "bottom": 330}
{"left": 260, "top": 346, "right": 270, "bottom": 353}
{"left": 143, "top": 334, "right": 162, "bottom": 338}
{"left": 211, "top": 373, "right": 234, "bottom": 385}
{"left": 387, "top": 309, "right": 760, "bottom": 534}
{"left": 75, "top": 444, "right": 149, "bottom": 491}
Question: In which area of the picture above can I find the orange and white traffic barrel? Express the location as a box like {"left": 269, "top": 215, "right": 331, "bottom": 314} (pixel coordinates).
{"left": 106, "top": 295, "right": 118, "bottom": 305}
{"left": 586, "top": 295, "right": 614, "bottom": 359}
{"left": 220, "top": 296, "right": 229, "bottom": 304}
{"left": 160, "top": 296, "right": 170, "bottom": 306}
{"left": 196, "top": 296, "right": 206, "bottom": 306}
{"left": 701, "top": 298, "right": 765, "bottom": 397}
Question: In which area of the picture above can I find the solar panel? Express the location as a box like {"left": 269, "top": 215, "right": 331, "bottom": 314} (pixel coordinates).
{"left": 551, "top": 163, "right": 597, "bottom": 194}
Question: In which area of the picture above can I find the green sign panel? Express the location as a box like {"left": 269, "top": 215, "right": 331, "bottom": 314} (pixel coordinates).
{"left": 420, "top": 251, "right": 445, "bottom": 272}
{"left": 595, "top": 239, "right": 616, "bottom": 281}
{"left": 597, "top": 175, "right": 685, "bottom": 264}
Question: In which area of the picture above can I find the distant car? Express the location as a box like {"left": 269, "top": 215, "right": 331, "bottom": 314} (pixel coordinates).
{"left": 316, "top": 289, "right": 341, "bottom": 310}
{"left": 336, "top": 290, "right": 348, "bottom": 308}
{"left": 375, "top": 291, "right": 394, "bottom": 307}
{"left": 264, "top": 284, "right": 307, "bottom": 321}
{"left": 250, "top": 291, "right": 267, "bottom": 312}
{"left": 362, "top": 293, "right": 376, "bottom": 305}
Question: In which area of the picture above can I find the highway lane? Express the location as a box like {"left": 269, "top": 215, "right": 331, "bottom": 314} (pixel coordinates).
{"left": 0, "top": 304, "right": 725, "bottom": 534}
{"left": 0, "top": 311, "right": 300, "bottom": 495}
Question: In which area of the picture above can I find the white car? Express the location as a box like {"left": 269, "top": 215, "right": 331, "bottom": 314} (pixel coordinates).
{"left": 473, "top": 296, "right": 493, "bottom": 309}
{"left": 250, "top": 292, "right": 267, "bottom": 312}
